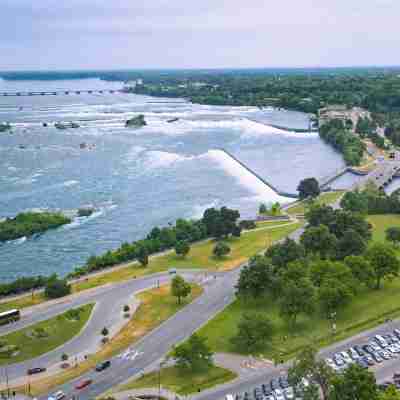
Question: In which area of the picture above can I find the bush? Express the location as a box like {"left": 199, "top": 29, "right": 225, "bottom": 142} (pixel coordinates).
{"left": 213, "top": 242, "right": 231, "bottom": 258}
{"left": 44, "top": 277, "right": 71, "bottom": 299}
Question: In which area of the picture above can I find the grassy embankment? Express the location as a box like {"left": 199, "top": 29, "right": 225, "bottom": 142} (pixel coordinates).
{"left": 286, "top": 191, "right": 345, "bottom": 215}
{"left": 197, "top": 214, "right": 400, "bottom": 361}
{"left": 0, "top": 222, "right": 301, "bottom": 313}
{"left": 21, "top": 284, "right": 202, "bottom": 396}
{"left": 0, "top": 304, "right": 93, "bottom": 365}
{"left": 115, "top": 365, "right": 237, "bottom": 396}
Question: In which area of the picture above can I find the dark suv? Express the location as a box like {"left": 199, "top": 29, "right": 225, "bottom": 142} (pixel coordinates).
{"left": 95, "top": 360, "right": 111, "bottom": 371}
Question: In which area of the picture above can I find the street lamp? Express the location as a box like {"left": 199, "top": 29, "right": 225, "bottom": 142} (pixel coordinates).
{"left": 158, "top": 359, "right": 166, "bottom": 398}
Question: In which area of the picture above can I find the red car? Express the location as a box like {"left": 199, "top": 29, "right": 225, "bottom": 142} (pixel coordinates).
{"left": 75, "top": 379, "right": 92, "bottom": 390}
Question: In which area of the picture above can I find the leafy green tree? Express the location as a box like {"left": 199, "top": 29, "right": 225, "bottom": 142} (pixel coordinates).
{"left": 386, "top": 227, "right": 400, "bottom": 246}
{"left": 279, "top": 277, "right": 315, "bottom": 327}
{"left": 202, "top": 207, "right": 240, "bottom": 239}
{"left": 174, "top": 240, "right": 190, "bottom": 258}
{"left": 380, "top": 385, "right": 400, "bottom": 400}
{"left": 172, "top": 334, "right": 214, "bottom": 372}
{"left": 44, "top": 276, "right": 71, "bottom": 299}
{"left": 340, "top": 190, "right": 368, "bottom": 214}
{"left": 367, "top": 242, "right": 400, "bottom": 289}
{"left": 265, "top": 238, "right": 305, "bottom": 269}
{"left": 231, "top": 312, "right": 273, "bottom": 352}
{"left": 301, "top": 225, "right": 337, "bottom": 259}
{"left": 336, "top": 229, "right": 367, "bottom": 259}
{"left": 213, "top": 241, "right": 231, "bottom": 258}
{"left": 297, "top": 178, "right": 320, "bottom": 199}
{"left": 232, "top": 225, "right": 242, "bottom": 238}
{"left": 329, "top": 210, "right": 371, "bottom": 241}
{"left": 306, "top": 204, "right": 336, "bottom": 228}
{"left": 236, "top": 256, "right": 277, "bottom": 298}
{"left": 259, "top": 203, "right": 267, "bottom": 214}
{"left": 329, "top": 363, "right": 379, "bottom": 400}
{"left": 288, "top": 346, "right": 333, "bottom": 400}
{"left": 344, "top": 255, "right": 374, "bottom": 287}
{"left": 318, "top": 278, "right": 354, "bottom": 317}
{"left": 310, "top": 260, "right": 355, "bottom": 289}
{"left": 136, "top": 245, "right": 149, "bottom": 266}
{"left": 171, "top": 275, "right": 191, "bottom": 304}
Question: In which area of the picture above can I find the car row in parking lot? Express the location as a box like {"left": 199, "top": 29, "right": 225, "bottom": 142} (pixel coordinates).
{"left": 325, "top": 329, "right": 400, "bottom": 372}
{"left": 227, "top": 376, "right": 309, "bottom": 400}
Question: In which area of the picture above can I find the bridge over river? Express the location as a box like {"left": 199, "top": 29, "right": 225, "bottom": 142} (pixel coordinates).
{"left": 0, "top": 89, "right": 123, "bottom": 97}
{"left": 354, "top": 160, "right": 400, "bottom": 190}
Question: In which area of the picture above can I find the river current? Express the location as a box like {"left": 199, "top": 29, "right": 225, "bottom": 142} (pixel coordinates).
{"left": 0, "top": 78, "right": 346, "bottom": 281}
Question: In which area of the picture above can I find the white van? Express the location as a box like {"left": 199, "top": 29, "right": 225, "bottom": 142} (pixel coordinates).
{"left": 48, "top": 391, "right": 65, "bottom": 400}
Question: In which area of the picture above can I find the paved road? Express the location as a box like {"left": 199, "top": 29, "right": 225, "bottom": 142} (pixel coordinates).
{"left": 38, "top": 269, "right": 240, "bottom": 400}
{"left": 2, "top": 271, "right": 202, "bottom": 382}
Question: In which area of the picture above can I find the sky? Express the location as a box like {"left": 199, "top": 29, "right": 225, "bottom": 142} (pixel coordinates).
{"left": 1, "top": 0, "right": 400, "bottom": 71}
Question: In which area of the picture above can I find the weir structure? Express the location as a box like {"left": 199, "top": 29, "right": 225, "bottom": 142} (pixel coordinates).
{"left": 219, "top": 148, "right": 299, "bottom": 198}
{"left": 0, "top": 89, "right": 121, "bottom": 97}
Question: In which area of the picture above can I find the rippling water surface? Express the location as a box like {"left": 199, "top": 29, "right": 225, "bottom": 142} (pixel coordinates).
{"left": 0, "top": 78, "right": 345, "bottom": 281}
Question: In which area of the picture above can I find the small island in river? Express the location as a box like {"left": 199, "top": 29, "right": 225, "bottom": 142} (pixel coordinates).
{"left": 125, "top": 114, "right": 147, "bottom": 127}
{"left": 0, "top": 212, "right": 71, "bottom": 242}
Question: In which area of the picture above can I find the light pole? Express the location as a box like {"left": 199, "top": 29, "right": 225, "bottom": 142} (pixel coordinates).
{"left": 158, "top": 359, "right": 166, "bottom": 398}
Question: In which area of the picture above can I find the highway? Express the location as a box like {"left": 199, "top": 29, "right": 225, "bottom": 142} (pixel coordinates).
{"left": 1, "top": 271, "right": 202, "bottom": 383}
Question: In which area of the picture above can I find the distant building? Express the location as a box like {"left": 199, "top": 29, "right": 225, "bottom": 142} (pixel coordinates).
{"left": 318, "top": 105, "right": 371, "bottom": 132}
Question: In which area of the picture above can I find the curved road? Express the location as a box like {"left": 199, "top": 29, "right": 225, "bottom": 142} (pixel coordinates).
{"left": 1, "top": 271, "right": 202, "bottom": 382}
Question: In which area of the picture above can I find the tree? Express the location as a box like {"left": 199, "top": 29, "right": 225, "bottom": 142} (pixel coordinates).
{"left": 61, "top": 353, "right": 69, "bottom": 362}
{"left": 232, "top": 225, "right": 242, "bottom": 238}
{"left": 340, "top": 190, "right": 369, "bottom": 214}
{"left": 336, "top": 229, "right": 367, "bottom": 259}
{"left": 344, "top": 255, "right": 375, "bottom": 287}
{"left": 306, "top": 204, "right": 336, "bottom": 227}
{"left": 386, "top": 227, "right": 400, "bottom": 246}
{"left": 310, "top": 260, "right": 355, "bottom": 288}
{"left": 288, "top": 346, "right": 333, "bottom": 400}
{"left": 171, "top": 275, "right": 191, "bottom": 304}
{"left": 231, "top": 312, "right": 273, "bottom": 352}
{"left": 172, "top": 334, "right": 214, "bottom": 372}
{"left": 174, "top": 240, "right": 190, "bottom": 258}
{"left": 136, "top": 245, "right": 149, "bottom": 266}
{"left": 265, "top": 238, "right": 305, "bottom": 269}
{"left": 123, "top": 304, "right": 130, "bottom": 312}
{"left": 259, "top": 203, "right": 267, "bottom": 214}
{"left": 329, "top": 363, "right": 379, "bottom": 400}
{"left": 318, "top": 278, "right": 354, "bottom": 317}
{"left": 44, "top": 276, "right": 71, "bottom": 299}
{"left": 202, "top": 207, "right": 240, "bottom": 239}
{"left": 279, "top": 277, "right": 315, "bottom": 327}
{"left": 300, "top": 225, "right": 337, "bottom": 259}
{"left": 380, "top": 385, "right": 400, "bottom": 400}
{"left": 367, "top": 242, "right": 400, "bottom": 289}
{"left": 297, "top": 178, "right": 320, "bottom": 200}
{"left": 213, "top": 241, "right": 231, "bottom": 258}
{"left": 236, "top": 256, "right": 277, "bottom": 298}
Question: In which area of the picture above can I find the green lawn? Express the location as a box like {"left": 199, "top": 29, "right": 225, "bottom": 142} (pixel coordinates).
{"left": 116, "top": 365, "right": 237, "bottom": 395}
{"left": 287, "top": 191, "right": 345, "bottom": 215}
{"left": 0, "top": 303, "right": 93, "bottom": 365}
{"left": 198, "top": 214, "right": 400, "bottom": 361}
{"left": 367, "top": 214, "right": 400, "bottom": 242}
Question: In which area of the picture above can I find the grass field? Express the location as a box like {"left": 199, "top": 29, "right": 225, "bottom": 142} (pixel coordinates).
{"left": 198, "top": 214, "right": 400, "bottom": 360}
{"left": 0, "top": 222, "right": 302, "bottom": 313}
{"left": 367, "top": 214, "right": 400, "bottom": 242}
{"left": 0, "top": 303, "right": 93, "bottom": 365}
{"left": 286, "top": 191, "right": 345, "bottom": 215}
{"left": 116, "top": 365, "right": 237, "bottom": 395}
{"left": 22, "top": 284, "right": 203, "bottom": 396}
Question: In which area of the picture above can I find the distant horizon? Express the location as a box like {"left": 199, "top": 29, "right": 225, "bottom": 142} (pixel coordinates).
{"left": 1, "top": 64, "right": 400, "bottom": 76}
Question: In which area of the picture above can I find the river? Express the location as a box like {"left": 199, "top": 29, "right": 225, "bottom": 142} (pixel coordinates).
{"left": 0, "top": 77, "right": 346, "bottom": 281}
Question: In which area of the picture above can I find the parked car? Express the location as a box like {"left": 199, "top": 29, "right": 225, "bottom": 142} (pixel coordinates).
{"left": 356, "top": 359, "right": 368, "bottom": 369}
{"left": 333, "top": 354, "right": 345, "bottom": 366}
{"left": 354, "top": 345, "right": 365, "bottom": 357}
{"left": 362, "top": 355, "right": 375, "bottom": 366}
{"left": 271, "top": 378, "right": 281, "bottom": 390}
{"left": 273, "top": 389, "right": 285, "bottom": 400}
{"left": 348, "top": 348, "right": 360, "bottom": 360}
{"left": 371, "top": 352, "right": 383, "bottom": 363}
{"left": 279, "top": 376, "right": 290, "bottom": 389}
{"left": 375, "top": 335, "right": 389, "bottom": 348}
{"left": 27, "top": 367, "right": 46, "bottom": 375}
{"left": 339, "top": 351, "right": 353, "bottom": 364}
{"left": 393, "top": 329, "right": 400, "bottom": 339}
{"left": 284, "top": 387, "right": 295, "bottom": 399}
{"left": 95, "top": 360, "right": 111, "bottom": 371}
{"left": 75, "top": 379, "right": 93, "bottom": 390}
{"left": 48, "top": 391, "right": 65, "bottom": 400}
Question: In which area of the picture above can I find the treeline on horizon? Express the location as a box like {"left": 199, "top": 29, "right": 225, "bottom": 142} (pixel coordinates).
{"left": 0, "top": 206, "right": 245, "bottom": 297}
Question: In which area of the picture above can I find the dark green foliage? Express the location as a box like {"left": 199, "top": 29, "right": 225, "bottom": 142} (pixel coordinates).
{"left": 259, "top": 203, "right": 268, "bottom": 214}
{"left": 236, "top": 256, "right": 278, "bottom": 298}
{"left": 319, "top": 119, "right": 365, "bottom": 165}
{"left": 174, "top": 240, "right": 190, "bottom": 257}
{"left": 386, "top": 227, "right": 400, "bottom": 245}
{"left": 0, "top": 275, "right": 48, "bottom": 297}
{"left": 318, "top": 278, "right": 354, "bottom": 317}
{"left": 340, "top": 190, "right": 369, "bottom": 214}
{"left": 213, "top": 241, "right": 231, "bottom": 258}
{"left": 77, "top": 208, "right": 94, "bottom": 217}
{"left": 329, "top": 364, "right": 379, "bottom": 400}
{"left": 0, "top": 212, "right": 71, "bottom": 242}
{"left": 44, "top": 276, "right": 71, "bottom": 299}
{"left": 231, "top": 312, "right": 273, "bottom": 352}
{"left": 202, "top": 206, "right": 240, "bottom": 239}
{"left": 297, "top": 178, "right": 320, "bottom": 199}
{"left": 238, "top": 220, "right": 256, "bottom": 230}
{"left": 265, "top": 238, "right": 305, "bottom": 269}
{"left": 171, "top": 275, "right": 191, "bottom": 304}
{"left": 367, "top": 242, "right": 400, "bottom": 289}
{"left": 344, "top": 256, "right": 375, "bottom": 287}
{"left": 172, "top": 334, "right": 214, "bottom": 372}
{"left": 336, "top": 229, "right": 367, "bottom": 259}
{"left": 300, "top": 225, "right": 338, "bottom": 259}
